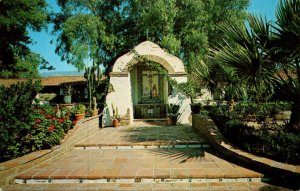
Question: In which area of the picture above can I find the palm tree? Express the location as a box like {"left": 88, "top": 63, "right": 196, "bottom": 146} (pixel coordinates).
{"left": 211, "top": 0, "right": 300, "bottom": 132}
{"left": 192, "top": 59, "right": 246, "bottom": 112}
{"left": 191, "top": 60, "right": 223, "bottom": 99}
{"left": 274, "top": 0, "right": 300, "bottom": 132}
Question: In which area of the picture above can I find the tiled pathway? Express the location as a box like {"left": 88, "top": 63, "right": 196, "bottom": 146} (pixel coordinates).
{"left": 3, "top": 123, "right": 292, "bottom": 190}
{"left": 4, "top": 182, "right": 291, "bottom": 191}
{"left": 15, "top": 148, "right": 261, "bottom": 180}
{"left": 76, "top": 125, "right": 206, "bottom": 147}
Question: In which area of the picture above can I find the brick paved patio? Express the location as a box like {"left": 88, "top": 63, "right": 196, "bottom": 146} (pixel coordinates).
{"left": 75, "top": 125, "right": 206, "bottom": 147}
{"left": 4, "top": 182, "right": 291, "bottom": 191}
{"left": 14, "top": 148, "right": 262, "bottom": 180}
{"left": 2, "top": 122, "right": 293, "bottom": 190}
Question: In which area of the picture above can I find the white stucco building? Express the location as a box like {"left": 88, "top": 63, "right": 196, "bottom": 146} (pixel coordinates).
{"left": 102, "top": 41, "right": 191, "bottom": 126}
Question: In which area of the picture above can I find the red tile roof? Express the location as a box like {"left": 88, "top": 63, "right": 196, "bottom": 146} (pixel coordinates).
{"left": 0, "top": 76, "right": 93, "bottom": 87}
{"left": 41, "top": 76, "right": 87, "bottom": 86}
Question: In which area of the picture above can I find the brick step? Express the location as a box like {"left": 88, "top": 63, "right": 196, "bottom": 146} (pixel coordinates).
{"left": 133, "top": 118, "right": 169, "bottom": 121}
{"left": 74, "top": 143, "right": 211, "bottom": 149}
{"left": 5, "top": 181, "right": 287, "bottom": 191}
{"left": 15, "top": 177, "right": 263, "bottom": 184}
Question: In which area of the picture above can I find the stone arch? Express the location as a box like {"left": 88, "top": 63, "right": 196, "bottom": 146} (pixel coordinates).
{"left": 122, "top": 54, "right": 175, "bottom": 73}
{"left": 104, "top": 41, "right": 190, "bottom": 127}
{"left": 112, "top": 41, "right": 186, "bottom": 74}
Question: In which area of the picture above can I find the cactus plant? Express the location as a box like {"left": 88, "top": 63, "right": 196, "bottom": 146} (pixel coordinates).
{"left": 84, "top": 61, "right": 103, "bottom": 108}
{"left": 111, "top": 103, "right": 121, "bottom": 121}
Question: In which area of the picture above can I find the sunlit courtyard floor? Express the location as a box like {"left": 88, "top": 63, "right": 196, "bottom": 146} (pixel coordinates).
{"left": 4, "top": 123, "right": 292, "bottom": 191}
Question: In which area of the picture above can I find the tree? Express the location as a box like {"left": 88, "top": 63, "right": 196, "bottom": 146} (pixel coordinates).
{"left": 0, "top": 0, "right": 49, "bottom": 78}
{"left": 275, "top": 0, "right": 300, "bottom": 131}
{"left": 0, "top": 52, "right": 53, "bottom": 78}
{"left": 53, "top": 0, "right": 249, "bottom": 74}
{"left": 211, "top": 0, "right": 300, "bottom": 132}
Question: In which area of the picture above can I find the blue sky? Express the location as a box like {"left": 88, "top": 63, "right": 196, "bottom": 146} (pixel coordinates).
{"left": 29, "top": 0, "right": 279, "bottom": 72}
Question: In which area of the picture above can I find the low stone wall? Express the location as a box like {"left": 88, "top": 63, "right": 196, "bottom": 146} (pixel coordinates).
{"left": 0, "top": 115, "right": 100, "bottom": 188}
{"left": 192, "top": 114, "right": 224, "bottom": 145}
{"left": 192, "top": 114, "right": 300, "bottom": 186}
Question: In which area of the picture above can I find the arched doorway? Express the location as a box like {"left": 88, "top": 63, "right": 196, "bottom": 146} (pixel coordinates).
{"left": 104, "top": 41, "right": 191, "bottom": 126}
{"left": 130, "top": 63, "right": 168, "bottom": 119}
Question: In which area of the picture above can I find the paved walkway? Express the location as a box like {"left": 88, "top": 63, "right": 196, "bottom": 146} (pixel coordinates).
{"left": 76, "top": 125, "right": 206, "bottom": 147}
{"left": 3, "top": 122, "right": 292, "bottom": 190}
{"left": 4, "top": 182, "right": 291, "bottom": 191}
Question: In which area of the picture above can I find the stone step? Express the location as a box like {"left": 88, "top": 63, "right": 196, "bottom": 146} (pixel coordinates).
{"left": 4, "top": 181, "right": 290, "bottom": 191}
{"left": 74, "top": 144, "right": 211, "bottom": 149}
{"left": 15, "top": 177, "right": 263, "bottom": 184}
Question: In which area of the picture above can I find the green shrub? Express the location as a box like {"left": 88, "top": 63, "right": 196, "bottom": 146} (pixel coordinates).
{"left": 0, "top": 80, "right": 76, "bottom": 162}
{"left": 209, "top": 104, "right": 300, "bottom": 164}
{"left": 73, "top": 103, "right": 86, "bottom": 114}
{"left": 0, "top": 80, "right": 42, "bottom": 161}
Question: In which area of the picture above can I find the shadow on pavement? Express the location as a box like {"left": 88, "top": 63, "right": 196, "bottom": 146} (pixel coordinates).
{"left": 122, "top": 125, "right": 204, "bottom": 144}
{"left": 150, "top": 147, "right": 205, "bottom": 163}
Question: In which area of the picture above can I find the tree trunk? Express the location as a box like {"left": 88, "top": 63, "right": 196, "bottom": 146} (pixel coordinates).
{"left": 289, "top": 90, "right": 300, "bottom": 133}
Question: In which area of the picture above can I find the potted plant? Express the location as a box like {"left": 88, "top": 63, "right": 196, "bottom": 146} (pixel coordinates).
{"left": 63, "top": 85, "right": 73, "bottom": 104}
{"left": 167, "top": 103, "right": 180, "bottom": 126}
{"left": 74, "top": 104, "right": 86, "bottom": 120}
{"left": 111, "top": 103, "right": 121, "bottom": 127}
{"left": 190, "top": 102, "right": 202, "bottom": 114}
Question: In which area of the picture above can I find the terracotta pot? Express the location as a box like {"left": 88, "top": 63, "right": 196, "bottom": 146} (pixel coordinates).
{"left": 112, "top": 119, "right": 119, "bottom": 127}
{"left": 75, "top": 113, "right": 85, "bottom": 120}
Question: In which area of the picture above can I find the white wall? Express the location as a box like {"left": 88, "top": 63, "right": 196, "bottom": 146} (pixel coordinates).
{"left": 103, "top": 75, "right": 133, "bottom": 126}
{"left": 168, "top": 76, "right": 191, "bottom": 124}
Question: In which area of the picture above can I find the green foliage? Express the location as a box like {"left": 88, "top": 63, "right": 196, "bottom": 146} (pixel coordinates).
{"left": 167, "top": 104, "right": 180, "bottom": 116}
{"left": 0, "top": 80, "right": 76, "bottom": 162}
{"left": 0, "top": 0, "right": 50, "bottom": 77}
{"left": 0, "top": 80, "right": 42, "bottom": 119}
{"left": 63, "top": 85, "right": 73, "bottom": 96}
{"left": 84, "top": 63, "right": 104, "bottom": 108}
{"left": 211, "top": 101, "right": 291, "bottom": 122}
{"left": 111, "top": 103, "right": 121, "bottom": 121}
{"left": 74, "top": 104, "right": 86, "bottom": 114}
{"left": 54, "top": 0, "right": 249, "bottom": 73}
{"left": 209, "top": 102, "right": 300, "bottom": 164}
{"left": 176, "top": 81, "right": 197, "bottom": 102}
{"left": 210, "top": 0, "right": 300, "bottom": 130}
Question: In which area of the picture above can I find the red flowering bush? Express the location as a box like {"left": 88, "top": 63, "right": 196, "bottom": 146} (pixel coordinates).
{"left": 27, "top": 105, "right": 76, "bottom": 151}
{"left": 0, "top": 80, "right": 79, "bottom": 162}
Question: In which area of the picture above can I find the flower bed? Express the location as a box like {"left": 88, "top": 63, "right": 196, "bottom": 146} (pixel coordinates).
{"left": 0, "top": 105, "right": 77, "bottom": 162}
{"left": 29, "top": 105, "right": 77, "bottom": 150}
